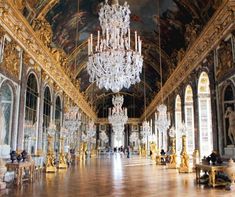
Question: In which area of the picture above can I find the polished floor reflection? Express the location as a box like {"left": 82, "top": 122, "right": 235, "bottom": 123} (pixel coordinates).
{"left": 2, "top": 156, "right": 234, "bottom": 197}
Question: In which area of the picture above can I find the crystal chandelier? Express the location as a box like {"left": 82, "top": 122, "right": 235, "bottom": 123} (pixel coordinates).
{"left": 24, "top": 120, "right": 36, "bottom": 138}
{"left": 64, "top": 106, "right": 81, "bottom": 132}
{"left": 169, "top": 126, "right": 176, "bottom": 138}
{"left": 82, "top": 120, "right": 96, "bottom": 143}
{"left": 47, "top": 121, "right": 57, "bottom": 136}
{"left": 130, "top": 132, "right": 139, "bottom": 143}
{"left": 87, "top": 0, "right": 143, "bottom": 93}
{"left": 141, "top": 120, "right": 151, "bottom": 141}
{"left": 155, "top": 104, "right": 170, "bottom": 134}
{"left": 108, "top": 95, "right": 128, "bottom": 127}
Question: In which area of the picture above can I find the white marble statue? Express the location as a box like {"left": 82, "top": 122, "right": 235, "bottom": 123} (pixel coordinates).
{"left": 225, "top": 107, "right": 235, "bottom": 145}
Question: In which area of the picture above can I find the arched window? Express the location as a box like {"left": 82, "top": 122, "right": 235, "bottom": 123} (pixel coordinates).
{"left": 0, "top": 83, "right": 13, "bottom": 145}
{"left": 223, "top": 84, "right": 235, "bottom": 146}
{"left": 25, "top": 73, "right": 38, "bottom": 124}
{"left": 198, "top": 72, "right": 212, "bottom": 158}
{"left": 184, "top": 85, "right": 195, "bottom": 155}
{"left": 24, "top": 73, "right": 38, "bottom": 154}
{"left": 175, "top": 95, "right": 182, "bottom": 154}
{"left": 43, "top": 87, "right": 51, "bottom": 152}
{"left": 55, "top": 96, "right": 62, "bottom": 151}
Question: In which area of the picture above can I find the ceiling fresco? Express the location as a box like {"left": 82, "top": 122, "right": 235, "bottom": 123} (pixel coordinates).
{"left": 22, "top": 0, "right": 222, "bottom": 118}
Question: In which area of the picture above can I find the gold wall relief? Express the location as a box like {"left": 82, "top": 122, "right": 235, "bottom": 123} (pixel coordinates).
{"left": 31, "top": 18, "right": 52, "bottom": 48}
{"left": 2, "top": 40, "right": 20, "bottom": 77}
{"left": 216, "top": 40, "right": 233, "bottom": 79}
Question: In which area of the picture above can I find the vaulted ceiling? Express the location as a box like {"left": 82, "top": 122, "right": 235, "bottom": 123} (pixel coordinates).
{"left": 24, "top": 0, "right": 221, "bottom": 118}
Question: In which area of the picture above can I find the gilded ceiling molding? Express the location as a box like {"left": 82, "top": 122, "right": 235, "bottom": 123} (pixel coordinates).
{"left": 0, "top": 0, "right": 97, "bottom": 120}
{"left": 141, "top": 0, "right": 235, "bottom": 121}
{"left": 97, "top": 118, "right": 141, "bottom": 125}
{"left": 37, "top": 0, "right": 59, "bottom": 19}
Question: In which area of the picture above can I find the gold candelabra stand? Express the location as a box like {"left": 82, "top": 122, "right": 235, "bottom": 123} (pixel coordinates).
{"left": 58, "top": 136, "right": 67, "bottom": 169}
{"left": 46, "top": 134, "right": 56, "bottom": 173}
{"left": 167, "top": 137, "right": 177, "bottom": 169}
{"left": 150, "top": 142, "right": 157, "bottom": 160}
{"left": 179, "top": 135, "right": 192, "bottom": 173}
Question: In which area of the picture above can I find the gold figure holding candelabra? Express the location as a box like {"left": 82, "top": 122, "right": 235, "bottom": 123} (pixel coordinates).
{"left": 167, "top": 137, "right": 177, "bottom": 169}
{"left": 179, "top": 135, "right": 192, "bottom": 173}
{"left": 46, "top": 135, "right": 56, "bottom": 173}
{"left": 150, "top": 142, "right": 157, "bottom": 160}
{"left": 58, "top": 136, "right": 67, "bottom": 169}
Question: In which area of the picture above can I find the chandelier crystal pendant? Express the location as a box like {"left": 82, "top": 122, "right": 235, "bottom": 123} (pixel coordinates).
{"left": 87, "top": 0, "right": 143, "bottom": 93}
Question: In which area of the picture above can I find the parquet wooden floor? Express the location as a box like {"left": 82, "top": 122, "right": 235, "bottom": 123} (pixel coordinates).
{"left": 2, "top": 156, "right": 234, "bottom": 197}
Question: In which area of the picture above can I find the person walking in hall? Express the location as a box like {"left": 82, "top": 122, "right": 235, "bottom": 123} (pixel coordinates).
{"left": 127, "top": 146, "right": 130, "bottom": 158}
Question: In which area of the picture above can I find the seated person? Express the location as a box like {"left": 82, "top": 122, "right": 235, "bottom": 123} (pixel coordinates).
{"left": 160, "top": 149, "right": 166, "bottom": 155}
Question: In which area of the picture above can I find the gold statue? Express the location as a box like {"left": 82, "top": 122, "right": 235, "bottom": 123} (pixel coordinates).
{"left": 179, "top": 135, "right": 192, "bottom": 173}
{"left": 167, "top": 137, "right": 177, "bottom": 169}
{"left": 58, "top": 137, "right": 67, "bottom": 169}
{"left": 46, "top": 135, "right": 56, "bottom": 173}
{"left": 150, "top": 142, "right": 157, "bottom": 160}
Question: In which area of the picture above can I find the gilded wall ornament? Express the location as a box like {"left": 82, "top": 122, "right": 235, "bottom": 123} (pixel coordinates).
{"left": 2, "top": 41, "right": 20, "bottom": 77}
{"left": 217, "top": 40, "right": 233, "bottom": 79}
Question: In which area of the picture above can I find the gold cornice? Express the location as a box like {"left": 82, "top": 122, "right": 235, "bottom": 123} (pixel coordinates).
{"left": 97, "top": 118, "right": 141, "bottom": 125}
{"left": 0, "top": 0, "right": 97, "bottom": 120}
{"left": 141, "top": 0, "right": 235, "bottom": 121}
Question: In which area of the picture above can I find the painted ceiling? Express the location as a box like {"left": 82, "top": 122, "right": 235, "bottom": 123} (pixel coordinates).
{"left": 24, "top": 0, "right": 221, "bottom": 118}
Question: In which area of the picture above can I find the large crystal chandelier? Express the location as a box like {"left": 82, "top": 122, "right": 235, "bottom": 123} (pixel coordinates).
{"left": 87, "top": 0, "right": 143, "bottom": 93}
{"left": 155, "top": 104, "right": 170, "bottom": 134}
{"left": 141, "top": 120, "right": 151, "bottom": 142}
{"left": 82, "top": 120, "right": 96, "bottom": 143}
{"left": 64, "top": 106, "right": 81, "bottom": 132}
{"left": 108, "top": 95, "right": 128, "bottom": 128}
{"left": 130, "top": 132, "right": 139, "bottom": 143}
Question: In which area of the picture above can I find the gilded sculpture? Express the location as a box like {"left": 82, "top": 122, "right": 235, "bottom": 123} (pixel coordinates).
{"left": 217, "top": 40, "right": 233, "bottom": 79}
{"left": 167, "top": 137, "right": 177, "bottom": 169}
{"left": 2, "top": 41, "right": 20, "bottom": 77}
{"left": 32, "top": 18, "right": 52, "bottom": 47}
{"left": 179, "top": 135, "right": 192, "bottom": 173}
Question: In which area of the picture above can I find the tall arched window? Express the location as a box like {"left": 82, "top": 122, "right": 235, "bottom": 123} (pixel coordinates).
{"left": 25, "top": 73, "right": 38, "bottom": 124}
{"left": 198, "top": 72, "right": 212, "bottom": 158}
{"left": 25, "top": 73, "right": 38, "bottom": 154}
{"left": 55, "top": 96, "right": 62, "bottom": 151}
{"left": 43, "top": 87, "right": 51, "bottom": 152}
{"left": 175, "top": 95, "right": 182, "bottom": 154}
{"left": 223, "top": 84, "right": 235, "bottom": 146}
{"left": 184, "top": 85, "right": 195, "bottom": 155}
{"left": 0, "top": 83, "right": 13, "bottom": 146}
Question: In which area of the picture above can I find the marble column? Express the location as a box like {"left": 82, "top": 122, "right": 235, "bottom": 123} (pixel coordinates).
{"left": 192, "top": 81, "right": 199, "bottom": 150}
{"left": 37, "top": 71, "right": 43, "bottom": 155}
